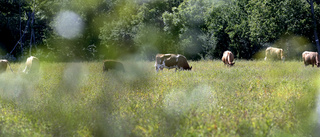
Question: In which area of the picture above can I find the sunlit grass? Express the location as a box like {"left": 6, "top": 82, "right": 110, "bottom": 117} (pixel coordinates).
{"left": 0, "top": 60, "right": 318, "bottom": 136}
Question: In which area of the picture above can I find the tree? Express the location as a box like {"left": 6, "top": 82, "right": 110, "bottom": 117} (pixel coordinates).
{"left": 0, "top": 0, "right": 50, "bottom": 60}
{"left": 206, "top": 4, "right": 231, "bottom": 59}
{"left": 2, "top": 0, "right": 320, "bottom": 61}
{"left": 226, "top": 0, "right": 255, "bottom": 59}
{"left": 162, "top": 0, "right": 213, "bottom": 59}
{"left": 306, "top": 0, "right": 320, "bottom": 53}
{"left": 99, "top": 0, "right": 184, "bottom": 60}
{"left": 99, "top": 0, "right": 140, "bottom": 59}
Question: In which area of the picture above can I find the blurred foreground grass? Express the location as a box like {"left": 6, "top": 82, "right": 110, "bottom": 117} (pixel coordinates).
{"left": 0, "top": 60, "right": 318, "bottom": 136}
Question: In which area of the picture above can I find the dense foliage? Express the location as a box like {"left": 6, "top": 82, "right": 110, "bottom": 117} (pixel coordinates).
{"left": 1, "top": 0, "right": 320, "bottom": 61}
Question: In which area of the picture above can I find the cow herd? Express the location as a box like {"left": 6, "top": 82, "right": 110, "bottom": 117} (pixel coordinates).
{"left": 153, "top": 47, "right": 320, "bottom": 71}
{"left": 0, "top": 47, "right": 318, "bottom": 73}
{"left": 0, "top": 56, "right": 39, "bottom": 74}
{"left": 263, "top": 47, "right": 320, "bottom": 67}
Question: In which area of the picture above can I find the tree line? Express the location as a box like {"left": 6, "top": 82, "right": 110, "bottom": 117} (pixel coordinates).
{"left": 1, "top": 0, "right": 320, "bottom": 61}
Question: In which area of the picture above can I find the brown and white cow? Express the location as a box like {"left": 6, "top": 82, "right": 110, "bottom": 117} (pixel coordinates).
{"left": 222, "top": 51, "right": 235, "bottom": 66}
{"left": 302, "top": 51, "right": 320, "bottom": 67}
{"left": 23, "top": 56, "right": 40, "bottom": 74}
{"left": 264, "top": 47, "right": 285, "bottom": 61}
{"left": 103, "top": 60, "right": 125, "bottom": 72}
{"left": 0, "top": 60, "right": 13, "bottom": 73}
{"left": 155, "top": 54, "right": 192, "bottom": 72}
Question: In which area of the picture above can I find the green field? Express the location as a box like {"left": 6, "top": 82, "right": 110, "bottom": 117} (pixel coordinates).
{"left": 0, "top": 60, "right": 319, "bottom": 136}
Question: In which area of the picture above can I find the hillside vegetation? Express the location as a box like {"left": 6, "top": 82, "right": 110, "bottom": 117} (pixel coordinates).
{"left": 0, "top": 60, "right": 318, "bottom": 136}
{"left": 1, "top": 0, "right": 319, "bottom": 61}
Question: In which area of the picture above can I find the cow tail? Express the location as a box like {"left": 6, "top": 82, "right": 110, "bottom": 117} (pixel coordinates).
{"left": 228, "top": 53, "right": 232, "bottom": 65}
{"left": 280, "top": 49, "right": 284, "bottom": 62}
{"left": 317, "top": 53, "right": 320, "bottom": 67}
{"left": 7, "top": 61, "right": 13, "bottom": 73}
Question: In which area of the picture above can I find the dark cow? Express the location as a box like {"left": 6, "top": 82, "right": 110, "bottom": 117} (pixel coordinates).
{"left": 302, "top": 51, "right": 320, "bottom": 67}
{"left": 155, "top": 54, "right": 192, "bottom": 72}
{"left": 0, "top": 60, "right": 13, "bottom": 73}
{"left": 103, "top": 60, "right": 125, "bottom": 72}
{"left": 222, "top": 51, "right": 235, "bottom": 66}
{"left": 23, "top": 56, "right": 40, "bottom": 74}
{"left": 264, "top": 47, "right": 285, "bottom": 61}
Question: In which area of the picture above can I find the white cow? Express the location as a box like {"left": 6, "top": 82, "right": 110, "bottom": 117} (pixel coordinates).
{"left": 264, "top": 47, "right": 285, "bottom": 61}
{"left": 23, "top": 56, "right": 40, "bottom": 74}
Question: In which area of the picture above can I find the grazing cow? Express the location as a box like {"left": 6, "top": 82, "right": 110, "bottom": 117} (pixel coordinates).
{"left": 103, "top": 60, "right": 125, "bottom": 72}
{"left": 0, "top": 60, "right": 13, "bottom": 73}
{"left": 23, "top": 56, "right": 40, "bottom": 74}
{"left": 264, "top": 47, "right": 285, "bottom": 61}
{"left": 155, "top": 54, "right": 192, "bottom": 72}
{"left": 222, "top": 51, "right": 235, "bottom": 66}
{"left": 302, "top": 51, "right": 320, "bottom": 67}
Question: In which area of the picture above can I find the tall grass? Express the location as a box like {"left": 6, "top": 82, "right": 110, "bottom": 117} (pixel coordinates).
{"left": 0, "top": 60, "right": 318, "bottom": 136}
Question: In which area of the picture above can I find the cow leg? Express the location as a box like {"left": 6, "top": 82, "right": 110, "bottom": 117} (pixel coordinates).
{"left": 157, "top": 65, "right": 165, "bottom": 72}
{"left": 174, "top": 66, "right": 180, "bottom": 72}
{"left": 312, "top": 60, "right": 315, "bottom": 67}
{"left": 156, "top": 64, "right": 162, "bottom": 72}
{"left": 175, "top": 66, "right": 179, "bottom": 72}
{"left": 23, "top": 66, "right": 28, "bottom": 74}
{"left": 264, "top": 51, "right": 268, "bottom": 61}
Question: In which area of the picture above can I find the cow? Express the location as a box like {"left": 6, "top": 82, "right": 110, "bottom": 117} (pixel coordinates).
{"left": 103, "top": 60, "right": 125, "bottom": 72}
{"left": 222, "top": 51, "right": 235, "bottom": 66}
{"left": 23, "top": 56, "right": 40, "bottom": 74}
{"left": 0, "top": 60, "right": 13, "bottom": 73}
{"left": 155, "top": 54, "right": 192, "bottom": 72}
{"left": 264, "top": 47, "right": 285, "bottom": 61}
{"left": 302, "top": 51, "right": 320, "bottom": 67}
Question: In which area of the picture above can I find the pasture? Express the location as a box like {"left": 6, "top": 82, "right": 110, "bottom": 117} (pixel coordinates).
{"left": 0, "top": 60, "right": 318, "bottom": 136}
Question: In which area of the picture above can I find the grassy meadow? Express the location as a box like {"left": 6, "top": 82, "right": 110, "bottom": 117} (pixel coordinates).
{"left": 0, "top": 60, "right": 319, "bottom": 136}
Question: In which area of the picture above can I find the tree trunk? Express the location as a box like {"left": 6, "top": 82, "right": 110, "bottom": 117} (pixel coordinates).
{"left": 19, "top": 0, "right": 23, "bottom": 54}
{"left": 29, "top": 12, "right": 35, "bottom": 56}
{"left": 308, "top": 0, "right": 320, "bottom": 53}
{"left": 10, "top": 15, "right": 30, "bottom": 55}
